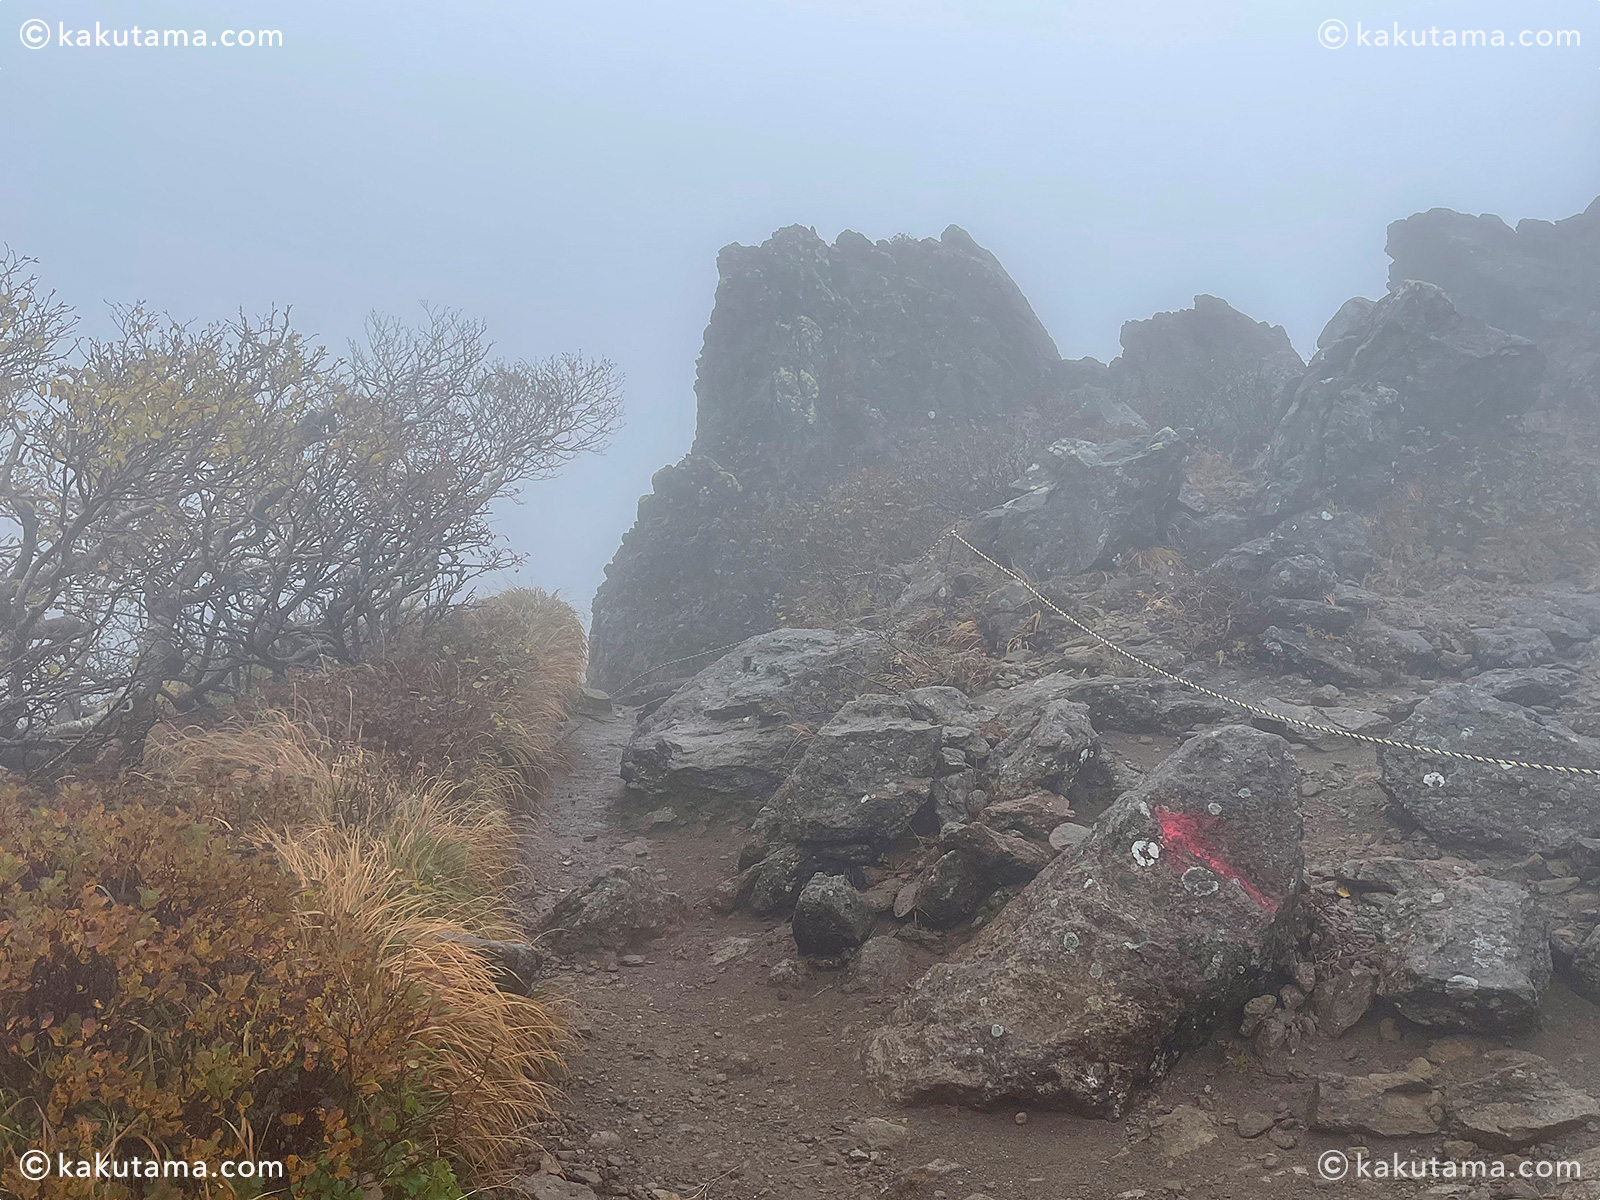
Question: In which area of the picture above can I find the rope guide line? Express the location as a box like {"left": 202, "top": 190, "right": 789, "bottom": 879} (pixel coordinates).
{"left": 944, "top": 529, "right": 1600, "bottom": 779}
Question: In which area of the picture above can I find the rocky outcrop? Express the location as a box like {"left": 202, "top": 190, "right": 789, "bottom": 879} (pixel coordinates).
{"left": 1108, "top": 295, "right": 1306, "bottom": 453}
{"left": 1387, "top": 198, "right": 1600, "bottom": 408}
{"left": 589, "top": 224, "right": 1067, "bottom": 689}
{"left": 1262, "top": 282, "right": 1544, "bottom": 516}
{"left": 1377, "top": 684, "right": 1600, "bottom": 856}
{"left": 968, "top": 429, "right": 1189, "bottom": 577}
{"left": 863, "top": 725, "right": 1302, "bottom": 1116}
{"left": 620, "top": 628, "right": 884, "bottom": 818}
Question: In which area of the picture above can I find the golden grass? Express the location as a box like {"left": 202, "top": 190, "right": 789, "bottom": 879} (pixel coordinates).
{"left": 267, "top": 827, "right": 570, "bottom": 1177}
{"left": 136, "top": 588, "right": 591, "bottom": 1181}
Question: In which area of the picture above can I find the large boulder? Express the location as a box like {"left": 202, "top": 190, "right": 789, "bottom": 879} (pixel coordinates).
{"left": 1387, "top": 198, "right": 1600, "bottom": 409}
{"left": 1108, "top": 294, "right": 1306, "bottom": 453}
{"left": 968, "top": 429, "right": 1190, "bottom": 577}
{"left": 1377, "top": 684, "right": 1600, "bottom": 855}
{"left": 863, "top": 725, "right": 1302, "bottom": 1116}
{"left": 621, "top": 628, "right": 884, "bottom": 818}
{"left": 1263, "top": 281, "right": 1544, "bottom": 516}
{"left": 1338, "top": 859, "right": 1549, "bottom": 1033}
{"left": 762, "top": 694, "right": 942, "bottom": 847}
{"left": 590, "top": 224, "right": 1066, "bottom": 689}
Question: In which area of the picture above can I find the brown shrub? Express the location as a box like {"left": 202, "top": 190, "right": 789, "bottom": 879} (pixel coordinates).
{"left": 259, "top": 588, "right": 586, "bottom": 806}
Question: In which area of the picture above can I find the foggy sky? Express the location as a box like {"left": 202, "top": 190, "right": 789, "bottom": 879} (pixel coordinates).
{"left": 3, "top": 0, "right": 1597, "bottom": 620}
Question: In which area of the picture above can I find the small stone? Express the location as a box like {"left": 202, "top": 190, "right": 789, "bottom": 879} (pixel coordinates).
{"left": 525, "top": 1177, "right": 600, "bottom": 1200}
{"left": 1379, "top": 1016, "right": 1402, "bottom": 1042}
{"left": 1268, "top": 1128, "right": 1298, "bottom": 1150}
{"left": 1235, "top": 1111, "right": 1274, "bottom": 1139}
{"left": 619, "top": 954, "right": 646, "bottom": 967}
{"left": 1014, "top": 1111, "right": 1029, "bottom": 1125}
{"left": 587, "top": 1131, "right": 622, "bottom": 1149}
{"left": 1149, "top": 1105, "right": 1217, "bottom": 1160}
{"left": 851, "top": 1117, "right": 912, "bottom": 1151}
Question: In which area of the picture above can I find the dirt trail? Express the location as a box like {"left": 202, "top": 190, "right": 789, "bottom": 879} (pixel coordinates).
{"left": 515, "top": 709, "right": 1600, "bottom": 1200}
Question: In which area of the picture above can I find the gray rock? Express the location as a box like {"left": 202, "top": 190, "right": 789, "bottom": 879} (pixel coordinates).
{"left": 1561, "top": 925, "right": 1600, "bottom": 1003}
{"left": 1387, "top": 199, "right": 1600, "bottom": 409}
{"left": 1149, "top": 1104, "right": 1218, "bottom": 1160}
{"left": 1310, "top": 966, "right": 1378, "bottom": 1038}
{"left": 940, "top": 821, "right": 1055, "bottom": 887}
{"left": 982, "top": 792, "right": 1076, "bottom": 841}
{"left": 793, "top": 873, "right": 876, "bottom": 957}
{"left": 969, "top": 429, "right": 1190, "bottom": 578}
{"left": 1354, "top": 864, "right": 1550, "bottom": 1034}
{"left": 765, "top": 694, "right": 941, "bottom": 846}
{"left": 851, "top": 1116, "right": 913, "bottom": 1151}
{"left": 1258, "top": 625, "right": 1379, "bottom": 688}
{"left": 978, "top": 581, "right": 1043, "bottom": 653}
{"left": 983, "top": 673, "right": 1233, "bottom": 740}
{"left": 1472, "top": 666, "right": 1578, "bottom": 708}
{"left": 1263, "top": 281, "right": 1544, "bottom": 515}
{"left": 1443, "top": 1049, "right": 1600, "bottom": 1151}
{"left": 441, "top": 935, "right": 544, "bottom": 995}
{"left": 1355, "top": 621, "right": 1440, "bottom": 676}
{"left": 845, "top": 937, "right": 920, "bottom": 996}
{"left": 621, "top": 628, "right": 883, "bottom": 817}
{"left": 1473, "top": 625, "right": 1557, "bottom": 670}
{"left": 1108, "top": 294, "right": 1306, "bottom": 455}
{"left": 539, "top": 866, "right": 688, "bottom": 953}
{"left": 1235, "top": 1110, "right": 1275, "bottom": 1139}
{"left": 522, "top": 1176, "right": 600, "bottom": 1200}
{"left": 1309, "top": 1069, "right": 1443, "bottom": 1137}
{"left": 986, "top": 696, "right": 1101, "bottom": 802}
{"left": 864, "top": 726, "right": 1303, "bottom": 1116}
{"left": 1048, "top": 822, "right": 1093, "bottom": 851}
{"left": 1317, "top": 297, "right": 1377, "bottom": 349}
{"left": 1378, "top": 684, "right": 1600, "bottom": 855}
{"left": 893, "top": 850, "right": 986, "bottom": 929}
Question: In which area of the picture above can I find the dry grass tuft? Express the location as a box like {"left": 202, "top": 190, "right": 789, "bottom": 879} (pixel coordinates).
{"left": 266, "top": 828, "right": 570, "bottom": 1176}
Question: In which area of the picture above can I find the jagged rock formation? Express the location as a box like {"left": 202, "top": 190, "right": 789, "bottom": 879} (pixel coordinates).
{"left": 967, "top": 428, "right": 1190, "bottom": 577}
{"left": 1108, "top": 295, "right": 1306, "bottom": 453}
{"left": 1387, "top": 199, "right": 1600, "bottom": 407}
{"left": 590, "top": 225, "right": 1068, "bottom": 690}
{"left": 1261, "top": 281, "right": 1544, "bottom": 516}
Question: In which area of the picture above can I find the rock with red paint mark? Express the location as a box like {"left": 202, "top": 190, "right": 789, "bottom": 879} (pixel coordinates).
{"left": 863, "top": 724, "right": 1302, "bottom": 1117}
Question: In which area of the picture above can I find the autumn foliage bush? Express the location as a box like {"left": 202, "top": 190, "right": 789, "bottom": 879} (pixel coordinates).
{"left": 0, "top": 589, "right": 586, "bottom": 1199}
